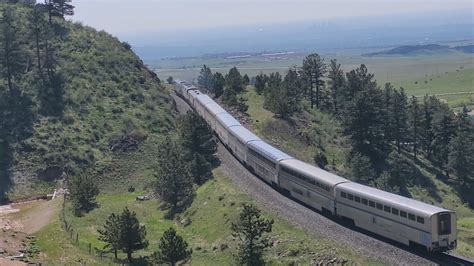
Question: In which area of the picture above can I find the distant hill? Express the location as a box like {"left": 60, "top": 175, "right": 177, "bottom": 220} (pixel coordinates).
{"left": 363, "top": 44, "right": 474, "bottom": 56}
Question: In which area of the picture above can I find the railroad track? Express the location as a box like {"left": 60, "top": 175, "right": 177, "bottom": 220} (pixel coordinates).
{"left": 171, "top": 90, "right": 474, "bottom": 265}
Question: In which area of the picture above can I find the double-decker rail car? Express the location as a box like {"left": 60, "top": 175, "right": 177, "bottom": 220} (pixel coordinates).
{"left": 246, "top": 140, "right": 292, "bottom": 185}
{"left": 228, "top": 125, "right": 261, "bottom": 164}
{"left": 173, "top": 81, "right": 457, "bottom": 253}
{"left": 278, "top": 159, "right": 349, "bottom": 213}
{"left": 215, "top": 113, "right": 241, "bottom": 146}
{"left": 202, "top": 103, "right": 227, "bottom": 131}
{"left": 335, "top": 182, "right": 457, "bottom": 251}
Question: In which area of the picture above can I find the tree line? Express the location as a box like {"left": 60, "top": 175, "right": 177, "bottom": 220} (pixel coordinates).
{"left": 198, "top": 55, "right": 473, "bottom": 193}
{"left": 0, "top": 0, "right": 74, "bottom": 201}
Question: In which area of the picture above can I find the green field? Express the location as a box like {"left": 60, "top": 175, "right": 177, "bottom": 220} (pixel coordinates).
{"left": 153, "top": 52, "right": 473, "bottom": 107}
{"left": 34, "top": 169, "right": 375, "bottom": 265}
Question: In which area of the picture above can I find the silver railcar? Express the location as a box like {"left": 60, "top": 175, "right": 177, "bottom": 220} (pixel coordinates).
{"left": 227, "top": 125, "right": 261, "bottom": 163}
{"left": 202, "top": 103, "right": 227, "bottom": 131}
{"left": 278, "top": 159, "right": 349, "bottom": 213}
{"left": 215, "top": 113, "right": 241, "bottom": 146}
{"left": 335, "top": 182, "right": 457, "bottom": 251}
{"left": 246, "top": 140, "right": 292, "bottom": 185}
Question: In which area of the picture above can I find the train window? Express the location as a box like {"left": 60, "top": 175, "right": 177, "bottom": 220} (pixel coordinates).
{"left": 361, "top": 198, "right": 368, "bottom": 205}
{"left": 400, "top": 211, "right": 407, "bottom": 218}
{"left": 354, "top": 196, "right": 361, "bottom": 203}
{"left": 341, "top": 192, "right": 347, "bottom": 198}
{"left": 369, "top": 201, "right": 375, "bottom": 208}
{"left": 416, "top": 216, "right": 425, "bottom": 224}
{"left": 376, "top": 203, "right": 383, "bottom": 210}
{"left": 408, "top": 213, "right": 416, "bottom": 221}
{"left": 392, "top": 208, "right": 399, "bottom": 215}
{"left": 348, "top": 194, "right": 354, "bottom": 200}
{"left": 384, "top": 206, "right": 391, "bottom": 213}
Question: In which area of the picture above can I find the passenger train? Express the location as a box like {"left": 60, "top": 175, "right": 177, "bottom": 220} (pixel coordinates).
{"left": 174, "top": 80, "right": 457, "bottom": 252}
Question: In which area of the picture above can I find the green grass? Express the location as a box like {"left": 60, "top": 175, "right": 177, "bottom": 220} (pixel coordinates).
{"left": 43, "top": 170, "right": 377, "bottom": 265}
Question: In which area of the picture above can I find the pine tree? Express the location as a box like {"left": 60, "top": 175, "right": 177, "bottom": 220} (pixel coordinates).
{"left": 349, "top": 153, "right": 375, "bottom": 184}
{"left": 327, "top": 59, "right": 345, "bottom": 114}
{"left": 189, "top": 152, "right": 213, "bottom": 185}
{"left": 153, "top": 228, "right": 192, "bottom": 266}
{"left": 242, "top": 74, "right": 250, "bottom": 86}
{"left": 343, "top": 80, "right": 387, "bottom": 164}
{"left": 392, "top": 87, "right": 409, "bottom": 153}
{"left": 382, "top": 83, "right": 395, "bottom": 143}
{"left": 448, "top": 106, "right": 474, "bottom": 185}
{"left": 178, "top": 110, "right": 217, "bottom": 165}
{"left": 302, "top": 53, "right": 326, "bottom": 108}
{"left": 263, "top": 69, "right": 301, "bottom": 118}
{"left": 432, "top": 103, "right": 456, "bottom": 176}
{"left": 44, "top": 0, "right": 74, "bottom": 24}
{"left": 119, "top": 207, "right": 148, "bottom": 264}
{"left": 254, "top": 73, "right": 267, "bottom": 95}
{"left": 345, "top": 64, "right": 376, "bottom": 101}
{"left": 408, "top": 96, "right": 422, "bottom": 159}
{"left": 223, "top": 67, "right": 244, "bottom": 105}
{"left": 27, "top": 5, "right": 48, "bottom": 86}
{"left": 98, "top": 213, "right": 121, "bottom": 259}
{"left": 212, "top": 72, "right": 225, "bottom": 98}
{"left": 68, "top": 173, "right": 99, "bottom": 216}
{"left": 0, "top": 6, "right": 26, "bottom": 98}
{"left": 421, "top": 95, "right": 439, "bottom": 158}
{"left": 154, "top": 137, "right": 194, "bottom": 215}
{"left": 231, "top": 204, "right": 274, "bottom": 266}
{"left": 198, "top": 64, "right": 213, "bottom": 91}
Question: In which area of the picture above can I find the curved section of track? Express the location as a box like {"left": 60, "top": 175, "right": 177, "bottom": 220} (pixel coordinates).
{"left": 171, "top": 91, "right": 471, "bottom": 265}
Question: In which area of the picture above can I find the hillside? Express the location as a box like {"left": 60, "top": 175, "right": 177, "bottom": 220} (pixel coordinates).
{"left": 0, "top": 3, "right": 174, "bottom": 201}
{"left": 241, "top": 85, "right": 474, "bottom": 258}
{"left": 364, "top": 44, "right": 474, "bottom": 57}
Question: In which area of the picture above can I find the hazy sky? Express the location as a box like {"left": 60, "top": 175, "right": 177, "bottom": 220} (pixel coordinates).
{"left": 73, "top": 0, "right": 473, "bottom": 35}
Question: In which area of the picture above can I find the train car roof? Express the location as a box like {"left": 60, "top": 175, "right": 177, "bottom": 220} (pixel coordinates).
{"left": 337, "top": 182, "right": 451, "bottom": 216}
{"left": 216, "top": 113, "right": 241, "bottom": 128}
{"left": 228, "top": 125, "right": 261, "bottom": 143}
{"left": 195, "top": 94, "right": 215, "bottom": 105}
{"left": 280, "top": 159, "right": 349, "bottom": 187}
{"left": 204, "top": 103, "right": 226, "bottom": 117}
{"left": 248, "top": 140, "right": 293, "bottom": 163}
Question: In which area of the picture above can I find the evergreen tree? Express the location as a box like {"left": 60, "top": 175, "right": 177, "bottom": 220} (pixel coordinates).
{"left": 153, "top": 228, "right": 192, "bottom": 266}
{"left": 178, "top": 110, "right": 217, "bottom": 165}
{"left": 0, "top": 6, "right": 26, "bottom": 97}
{"left": 44, "top": 0, "right": 74, "bottom": 24}
{"left": 302, "top": 53, "right": 326, "bottom": 108}
{"left": 392, "top": 87, "right": 409, "bottom": 153}
{"left": 119, "top": 207, "right": 148, "bottom": 264}
{"left": 327, "top": 59, "right": 345, "bottom": 114}
{"left": 242, "top": 74, "right": 250, "bottom": 86}
{"left": 263, "top": 69, "right": 300, "bottom": 118}
{"left": 188, "top": 153, "right": 213, "bottom": 185}
{"left": 448, "top": 106, "right": 474, "bottom": 185}
{"left": 98, "top": 213, "right": 121, "bottom": 259}
{"left": 154, "top": 137, "right": 194, "bottom": 215}
{"left": 27, "top": 4, "right": 48, "bottom": 86}
{"left": 421, "top": 95, "right": 439, "bottom": 158}
{"left": 167, "top": 76, "right": 174, "bottom": 84}
{"left": 68, "top": 173, "right": 99, "bottom": 216}
{"left": 408, "top": 96, "right": 422, "bottom": 159}
{"left": 212, "top": 72, "right": 225, "bottom": 98}
{"left": 223, "top": 66, "right": 244, "bottom": 105}
{"left": 343, "top": 73, "right": 387, "bottom": 164}
{"left": 382, "top": 83, "right": 395, "bottom": 143}
{"left": 231, "top": 204, "right": 273, "bottom": 266}
{"left": 385, "top": 151, "right": 420, "bottom": 190}
{"left": 345, "top": 64, "right": 376, "bottom": 101}
{"left": 432, "top": 103, "right": 456, "bottom": 176}
{"left": 254, "top": 73, "right": 267, "bottom": 95}
{"left": 349, "top": 153, "right": 375, "bottom": 184}
{"left": 197, "top": 64, "right": 213, "bottom": 91}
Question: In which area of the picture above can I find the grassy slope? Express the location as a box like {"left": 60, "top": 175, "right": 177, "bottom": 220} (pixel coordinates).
{"left": 35, "top": 172, "right": 375, "bottom": 265}
{"left": 3, "top": 4, "right": 174, "bottom": 199}
{"left": 32, "top": 133, "right": 377, "bottom": 265}
{"left": 243, "top": 87, "right": 474, "bottom": 258}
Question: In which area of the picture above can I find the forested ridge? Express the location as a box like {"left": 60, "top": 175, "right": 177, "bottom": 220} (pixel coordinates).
{"left": 0, "top": 1, "right": 174, "bottom": 201}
